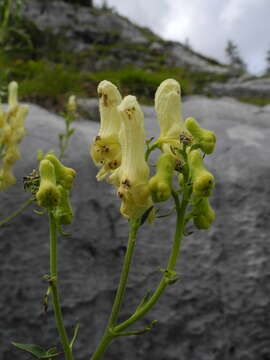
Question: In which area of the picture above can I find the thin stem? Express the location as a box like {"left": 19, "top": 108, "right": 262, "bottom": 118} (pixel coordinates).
{"left": 114, "top": 189, "right": 190, "bottom": 333}
{"left": 49, "top": 212, "right": 74, "bottom": 360}
{"left": 90, "top": 219, "right": 141, "bottom": 360}
{"left": 0, "top": 196, "right": 34, "bottom": 227}
{"left": 145, "top": 142, "right": 159, "bottom": 162}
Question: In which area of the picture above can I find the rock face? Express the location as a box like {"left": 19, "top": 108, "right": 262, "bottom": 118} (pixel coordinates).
{"left": 21, "top": 0, "right": 230, "bottom": 74}
{"left": 207, "top": 77, "right": 270, "bottom": 99}
{"left": 1, "top": 96, "right": 270, "bottom": 360}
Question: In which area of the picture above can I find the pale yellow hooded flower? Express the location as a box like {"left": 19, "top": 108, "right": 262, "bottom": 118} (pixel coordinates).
{"left": 109, "top": 95, "right": 152, "bottom": 219}
{"left": 155, "top": 78, "right": 186, "bottom": 155}
{"left": 90, "top": 80, "right": 122, "bottom": 181}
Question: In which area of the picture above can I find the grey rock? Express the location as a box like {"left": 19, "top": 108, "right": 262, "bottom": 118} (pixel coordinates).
{"left": 21, "top": 0, "right": 230, "bottom": 75}
{"left": 22, "top": 0, "right": 148, "bottom": 51}
{"left": 77, "top": 97, "right": 99, "bottom": 121}
{"left": 169, "top": 43, "right": 230, "bottom": 74}
{"left": 1, "top": 96, "right": 270, "bottom": 360}
{"left": 207, "top": 77, "right": 270, "bottom": 99}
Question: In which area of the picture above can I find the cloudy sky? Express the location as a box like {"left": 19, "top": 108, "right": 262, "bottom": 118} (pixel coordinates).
{"left": 95, "top": 0, "right": 269, "bottom": 74}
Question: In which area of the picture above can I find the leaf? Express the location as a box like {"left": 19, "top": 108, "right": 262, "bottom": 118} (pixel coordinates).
{"left": 11, "top": 342, "right": 47, "bottom": 359}
{"left": 135, "top": 290, "right": 152, "bottom": 312}
{"left": 68, "top": 128, "right": 75, "bottom": 136}
{"left": 69, "top": 323, "right": 80, "bottom": 350}
{"left": 145, "top": 136, "right": 155, "bottom": 145}
{"left": 140, "top": 206, "right": 153, "bottom": 226}
{"left": 41, "top": 348, "right": 62, "bottom": 359}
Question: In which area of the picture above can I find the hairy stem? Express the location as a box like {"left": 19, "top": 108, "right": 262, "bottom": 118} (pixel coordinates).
{"left": 49, "top": 212, "right": 74, "bottom": 360}
{"left": 114, "top": 189, "right": 190, "bottom": 333}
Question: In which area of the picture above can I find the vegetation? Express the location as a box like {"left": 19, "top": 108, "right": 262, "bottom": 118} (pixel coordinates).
{"left": 265, "top": 48, "right": 270, "bottom": 75}
{"left": 225, "top": 40, "right": 246, "bottom": 75}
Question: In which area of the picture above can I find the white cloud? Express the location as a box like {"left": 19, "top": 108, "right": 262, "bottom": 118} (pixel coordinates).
{"left": 94, "top": 0, "right": 270, "bottom": 74}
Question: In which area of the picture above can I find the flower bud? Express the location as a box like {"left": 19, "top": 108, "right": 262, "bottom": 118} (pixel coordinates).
{"left": 53, "top": 185, "right": 73, "bottom": 225}
{"left": 45, "top": 153, "right": 76, "bottom": 189}
{"left": 185, "top": 117, "right": 216, "bottom": 154}
{"left": 109, "top": 95, "right": 152, "bottom": 219}
{"left": 192, "top": 196, "right": 215, "bottom": 229}
{"left": 36, "top": 159, "right": 60, "bottom": 209}
{"left": 90, "top": 80, "right": 122, "bottom": 180}
{"left": 188, "top": 150, "right": 214, "bottom": 197}
{"left": 149, "top": 153, "right": 175, "bottom": 202}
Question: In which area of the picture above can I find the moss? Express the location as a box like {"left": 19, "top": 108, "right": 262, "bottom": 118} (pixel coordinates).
{"left": 87, "top": 66, "right": 193, "bottom": 102}
{"left": 236, "top": 97, "right": 270, "bottom": 106}
{"left": 138, "top": 27, "right": 161, "bottom": 42}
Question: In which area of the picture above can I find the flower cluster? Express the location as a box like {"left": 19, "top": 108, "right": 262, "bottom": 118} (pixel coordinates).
{"left": 0, "top": 81, "right": 29, "bottom": 190}
{"left": 36, "top": 153, "right": 76, "bottom": 224}
{"left": 90, "top": 78, "right": 216, "bottom": 227}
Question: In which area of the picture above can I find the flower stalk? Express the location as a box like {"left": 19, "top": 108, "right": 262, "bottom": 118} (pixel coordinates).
{"left": 49, "top": 212, "right": 74, "bottom": 360}
{"left": 90, "top": 218, "right": 141, "bottom": 360}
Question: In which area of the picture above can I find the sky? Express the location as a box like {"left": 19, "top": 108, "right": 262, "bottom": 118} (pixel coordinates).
{"left": 95, "top": 0, "right": 270, "bottom": 75}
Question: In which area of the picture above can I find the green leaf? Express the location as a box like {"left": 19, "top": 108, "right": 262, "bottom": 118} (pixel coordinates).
{"left": 140, "top": 206, "right": 153, "bottom": 226}
{"left": 135, "top": 290, "right": 152, "bottom": 312}
{"left": 11, "top": 342, "right": 47, "bottom": 359}
{"left": 41, "top": 347, "right": 62, "bottom": 359}
{"left": 68, "top": 128, "right": 75, "bottom": 136}
{"left": 69, "top": 323, "right": 80, "bottom": 350}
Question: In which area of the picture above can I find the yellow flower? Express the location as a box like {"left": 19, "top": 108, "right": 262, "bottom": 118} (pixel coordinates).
{"left": 0, "top": 81, "right": 28, "bottom": 191}
{"left": 67, "top": 95, "right": 77, "bottom": 114}
{"left": 90, "top": 80, "right": 122, "bottom": 180}
{"left": 0, "top": 164, "right": 16, "bottom": 191}
{"left": 109, "top": 95, "right": 152, "bottom": 219}
{"left": 155, "top": 78, "right": 185, "bottom": 154}
{"left": 8, "top": 81, "right": 18, "bottom": 109}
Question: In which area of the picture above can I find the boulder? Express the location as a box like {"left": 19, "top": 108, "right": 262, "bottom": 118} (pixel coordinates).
{"left": 1, "top": 96, "right": 270, "bottom": 360}
{"left": 21, "top": 0, "right": 230, "bottom": 75}
{"left": 207, "top": 77, "right": 270, "bottom": 99}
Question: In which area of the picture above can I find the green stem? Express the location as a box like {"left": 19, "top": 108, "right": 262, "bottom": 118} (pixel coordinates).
{"left": 2, "top": 0, "right": 11, "bottom": 29}
{"left": 49, "top": 212, "right": 74, "bottom": 360}
{"left": 0, "top": 196, "right": 34, "bottom": 227}
{"left": 145, "top": 142, "right": 159, "bottom": 162}
{"left": 114, "top": 189, "right": 190, "bottom": 333}
{"left": 90, "top": 219, "right": 141, "bottom": 360}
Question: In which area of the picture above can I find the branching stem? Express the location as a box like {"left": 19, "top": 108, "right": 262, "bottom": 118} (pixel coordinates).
{"left": 90, "top": 219, "right": 141, "bottom": 360}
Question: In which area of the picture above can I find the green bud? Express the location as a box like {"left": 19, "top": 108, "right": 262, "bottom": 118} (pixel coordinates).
{"left": 45, "top": 153, "right": 76, "bottom": 189}
{"left": 192, "top": 196, "right": 215, "bottom": 229}
{"left": 188, "top": 150, "right": 214, "bottom": 197}
{"left": 53, "top": 185, "right": 73, "bottom": 225}
{"left": 149, "top": 153, "right": 175, "bottom": 202}
{"left": 36, "top": 159, "right": 60, "bottom": 209}
{"left": 185, "top": 117, "right": 216, "bottom": 154}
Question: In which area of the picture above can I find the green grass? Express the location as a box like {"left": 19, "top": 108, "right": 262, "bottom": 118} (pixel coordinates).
{"left": 236, "top": 97, "right": 270, "bottom": 106}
